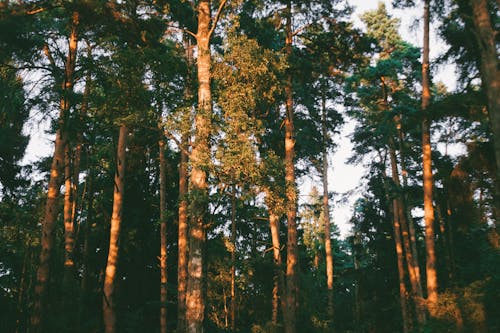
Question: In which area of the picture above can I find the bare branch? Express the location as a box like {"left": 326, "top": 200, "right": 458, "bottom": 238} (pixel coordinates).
{"left": 208, "top": 0, "right": 228, "bottom": 40}
{"left": 165, "top": 23, "right": 197, "bottom": 39}
{"left": 164, "top": 129, "right": 192, "bottom": 158}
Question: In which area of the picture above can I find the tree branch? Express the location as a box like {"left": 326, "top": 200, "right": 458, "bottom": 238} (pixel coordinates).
{"left": 208, "top": 0, "right": 228, "bottom": 40}
{"left": 165, "top": 23, "right": 197, "bottom": 39}
{"left": 164, "top": 129, "right": 192, "bottom": 158}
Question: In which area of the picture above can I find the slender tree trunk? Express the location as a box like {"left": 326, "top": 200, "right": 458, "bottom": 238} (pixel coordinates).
{"left": 30, "top": 11, "right": 79, "bottom": 333}
{"left": 78, "top": 166, "right": 94, "bottom": 332}
{"left": 396, "top": 118, "right": 422, "bottom": 288}
{"left": 284, "top": 2, "right": 298, "bottom": 333}
{"left": 63, "top": 143, "right": 76, "bottom": 285}
{"left": 267, "top": 203, "right": 286, "bottom": 327}
{"left": 321, "top": 93, "right": 334, "bottom": 321}
{"left": 470, "top": 0, "right": 500, "bottom": 230}
{"left": 422, "top": 0, "right": 438, "bottom": 309}
{"left": 103, "top": 123, "right": 128, "bottom": 333}
{"left": 380, "top": 161, "right": 410, "bottom": 333}
{"left": 178, "top": 35, "right": 193, "bottom": 333}
{"left": 353, "top": 231, "right": 362, "bottom": 333}
{"left": 16, "top": 241, "right": 30, "bottom": 333}
{"left": 159, "top": 130, "right": 168, "bottom": 333}
{"left": 178, "top": 130, "right": 189, "bottom": 332}
{"left": 388, "top": 141, "right": 426, "bottom": 323}
{"left": 230, "top": 189, "right": 237, "bottom": 332}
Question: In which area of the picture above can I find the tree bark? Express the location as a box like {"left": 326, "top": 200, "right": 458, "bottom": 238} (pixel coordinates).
{"left": 380, "top": 161, "right": 410, "bottom": 333}
{"left": 470, "top": 0, "right": 500, "bottom": 230}
{"left": 388, "top": 141, "right": 426, "bottom": 323}
{"left": 30, "top": 11, "right": 79, "bottom": 333}
{"left": 321, "top": 93, "right": 334, "bottom": 321}
{"left": 185, "top": 2, "right": 214, "bottom": 332}
{"left": 230, "top": 189, "right": 236, "bottom": 332}
{"left": 102, "top": 123, "right": 128, "bottom": 333}
{"left": 159, "top": 130, "right": 168, "bottom": 333}
{"left": 178, "top": 34, "right": 193, "bottom": 333}
{"left": 422, "top": 0, "right": 438, "bottom": 309}
{"left": 284, "top": 2, "right": 298, "bottom": 333}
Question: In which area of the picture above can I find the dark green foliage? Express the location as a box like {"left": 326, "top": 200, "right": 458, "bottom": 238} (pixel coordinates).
{"left": 0, "top": 1, "right": 499, "bottom": 332}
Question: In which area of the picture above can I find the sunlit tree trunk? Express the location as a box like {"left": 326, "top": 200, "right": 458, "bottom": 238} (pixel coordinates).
{"left": 178, "top": 34, "right": 193, "bottom": 333}
{"left": 321, "top": 93, "right": 334, "bottom": 321}
{"left": 388, "top": 140, "right": 426, "bottom": 323}
{"left": 284, "top": 2, "right": 298, "bottom": 333}
{"left": 186, "top": 2, "right": 212, "bottom": 332}
{"left": 63, "top": 143, "right": 76, "bottom": 286}
{"left": 159, "top": 127, "right": 168, "bottom": 333}
{"left": 178, "top": 129, "right": 189, "bottom": 332}
{"left": 470, "top": 0, "right": 500, "bottom": 230}
{"left": 421, "top": 0, "right": 438, "bottom": 310}
{"left": 267, "top": 198, "right": 286, "bottom": 327}
{"left": 30, "top": 11, "right": 79, "bottom": 333}
{"left": 103, "top": 123, "right": 128, "bottom": 333}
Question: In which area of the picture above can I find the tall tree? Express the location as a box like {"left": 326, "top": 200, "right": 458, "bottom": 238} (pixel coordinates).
{"left": 283, "top": 3, "right": 298, "bottom": 332}
{"left": 185, "top": 2, "right": 227, "bottom": 332}
{"left": 469, "top": 0, "right": 500, "bottom": 229}
{"left": 30, "top": 9, "right": 80, "bottom": 333}
{"left": 421, "top": 0, "right": 438, "bottom": 310}
{"left": 102, "top": 123, "right": 128, "bottom": 333}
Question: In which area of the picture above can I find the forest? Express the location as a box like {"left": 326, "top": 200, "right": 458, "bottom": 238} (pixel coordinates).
{"left": 0, "top": 0, "right": 499, "bottom": 332}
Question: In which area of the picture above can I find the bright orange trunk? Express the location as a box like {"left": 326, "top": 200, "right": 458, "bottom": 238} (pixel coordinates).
{"left": 103, "top": 124, "right": 128, "bottom": 333}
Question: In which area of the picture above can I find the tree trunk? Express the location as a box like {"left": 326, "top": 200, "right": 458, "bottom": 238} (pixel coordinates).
{"left": 422, "top": 0, "right": 438, "bottom": 309}
{"left": 178, "top": 130, "right": 189, "bottom": 332}
{"left": 186, "top": 2, "right": 212, "bottom": 332}
{"left": 159, "top": 130, "right": 168, "bottom": 333}
{"left": 78, "top": 165, "right": 94, "bottom": 332}
{"left": 470, "top": 0, "right": 500, "bottom": 230}
{"left": 321, "top": 93, "right": 334, "bottom": 321}
{"left": 353, "top": 230, "right": 362, "bottom": 333}
{"left": 63, "top": 143, "right": 76, "bottom": 284}
{"left": 388, "top": 141, "right": 426, "bottom": 323}
{"left": 30, "top": 11, "right": 79, "bottom": 333}
{"left": 178, "top": 34, "right": 193, "bottom": 333}
{"left": 284, "top": 2, "right": 298, "bottom": 333}
{"left": 230, "top": 189, "right": 237, "bottom": 332}
{"left": 380, "top": 162, "right": 410, "bottom": 333}
{"left": 102, "top": 123, "right": 128, "bottom": 333}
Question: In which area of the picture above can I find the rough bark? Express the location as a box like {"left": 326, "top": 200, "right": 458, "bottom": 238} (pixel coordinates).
{"left": 284, "top": 2, "right": 298, "bottom": 333}
{"left": 102, "top": 123, "right": 128, "bottom": 333}
{"left": 422, "top": 0, "right": 438, "bottom": 309}
{"left": 30, "top": 11, "right": 79, "bottom": 333}
{"left": 178, "top": 130, "right": 189, "bottom": 332}
{"left": 178, "top": 34, "right": 193, "bottom": 333}
{"left": 321, "top": 93, "right": 334, "bottom": 321}
{"left": 185, "top": 2, "right": 215, "bottom": 332}
{"left": 470, "top": 0, "right": 500, "bottom": 230}
{"left": 159, "top": 131, "right": 168, "bottom": 333}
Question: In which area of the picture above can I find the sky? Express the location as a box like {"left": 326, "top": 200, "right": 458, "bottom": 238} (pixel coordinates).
{"left": 21, "top": 0, "right": 457, "bottom": 238}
